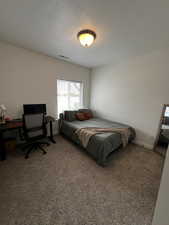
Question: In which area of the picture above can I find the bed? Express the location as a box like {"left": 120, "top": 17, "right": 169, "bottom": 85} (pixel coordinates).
{"left": 59, "top": 110, "right": 135, "bottom": 166}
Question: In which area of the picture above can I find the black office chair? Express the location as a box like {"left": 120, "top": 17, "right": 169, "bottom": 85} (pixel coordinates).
{"left": 22, "top": 113, "right": 50, "bottom": 159}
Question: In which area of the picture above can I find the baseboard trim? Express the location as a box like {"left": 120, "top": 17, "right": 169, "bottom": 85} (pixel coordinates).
{"left": 133, "top": 140, "right": 154, "bottom": 150}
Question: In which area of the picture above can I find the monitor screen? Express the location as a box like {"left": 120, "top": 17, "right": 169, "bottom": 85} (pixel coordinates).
{"left": 23, "top": 104, "right": 46, "bottom": 115}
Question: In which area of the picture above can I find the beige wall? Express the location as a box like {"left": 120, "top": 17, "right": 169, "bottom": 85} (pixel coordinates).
{"left": 0, "top": 41, "right": 91, "bottom": 119}
{"left": 152, "top": 146, "right": 169, "bottom": 225}
{"left": 90, "top": 48, "right": 169, "bottom": 149}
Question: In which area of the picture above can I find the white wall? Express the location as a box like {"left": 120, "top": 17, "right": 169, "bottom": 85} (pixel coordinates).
{"left": 152, "top": 146, "right": 169, "bottom": 225}
{"left": 90, "top": 48, "right": 169, "bottom": 149}
{"left": 0, "top": 41, "right": 91, "bottom": 119}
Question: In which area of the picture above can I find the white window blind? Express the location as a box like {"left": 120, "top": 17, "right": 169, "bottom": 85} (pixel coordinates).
{"left": 57, "top": 80, "right": 83, "bottom": 117}
{"left": 165, "top": 107, "right": 169, "bottom": 117}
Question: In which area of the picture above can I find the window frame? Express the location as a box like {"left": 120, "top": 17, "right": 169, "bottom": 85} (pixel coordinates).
{"left": 164, "top": 106, "right": 169, "bottom": 117}
{"left": 56, "top": 79, "right": 84, "bottom": 116}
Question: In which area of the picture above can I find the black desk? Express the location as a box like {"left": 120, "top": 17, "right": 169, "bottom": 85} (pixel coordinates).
{"left": 0, "top": 120, "right": 23, "bottom": 160}
{"left": 0, "top": 116, "right": 56, "bottom": 160}
{"left": 45, "top": 116, "right": 56, "bottom": 144}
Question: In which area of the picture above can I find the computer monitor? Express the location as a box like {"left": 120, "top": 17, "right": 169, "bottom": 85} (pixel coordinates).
{"left": 23, "top": 104, "right": 46, "bottom": 115}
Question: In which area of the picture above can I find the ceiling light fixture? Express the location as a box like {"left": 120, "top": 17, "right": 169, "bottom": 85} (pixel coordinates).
{"left": 77, "top": 29, "right": 96, "bottom": 47}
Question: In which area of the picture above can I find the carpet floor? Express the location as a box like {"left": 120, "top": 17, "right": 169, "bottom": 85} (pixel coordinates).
{"left": 0, "top": 135, "right": 164, "bottom": 225}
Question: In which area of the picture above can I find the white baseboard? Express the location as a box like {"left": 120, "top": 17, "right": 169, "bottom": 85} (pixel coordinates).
{"left": 133, "top": 140, "right": 154, "bottom": 150}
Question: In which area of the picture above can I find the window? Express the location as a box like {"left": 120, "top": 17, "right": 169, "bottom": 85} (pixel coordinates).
{"left": 165, "top": 106, "right": 169, "bottom": 117}
{"left": 57, "top": 79, "right": 83, "bottom": 117}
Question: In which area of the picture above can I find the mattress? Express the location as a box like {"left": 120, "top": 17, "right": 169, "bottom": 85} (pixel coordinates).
{"left": 60, "top": 117, "right": 135, "bottom": 166}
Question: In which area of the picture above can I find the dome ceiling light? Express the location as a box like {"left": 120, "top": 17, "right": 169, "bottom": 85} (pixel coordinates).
{"left": 77, "top": 29, "right": 96, "bottom": 47}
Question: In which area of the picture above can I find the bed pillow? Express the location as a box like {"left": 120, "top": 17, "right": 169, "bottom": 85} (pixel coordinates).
{"left": 64, "top": 111, "right": 77, "bottom": 121}
{"left": 76, "top": 112, "right": 87, "bottom": 121}
{"left": 84, "top": 112, "right": 93, "bottom": 119}
{"left": 79, "top": 109, "right": 93, "bottom": 119}
{"left": 79, "top": 108, "right": 91, "bottom": 113}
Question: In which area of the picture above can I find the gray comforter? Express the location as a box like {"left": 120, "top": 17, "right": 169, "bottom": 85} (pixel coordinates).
{"left": 59, "top": 117, "right": 135, "bottom": 166}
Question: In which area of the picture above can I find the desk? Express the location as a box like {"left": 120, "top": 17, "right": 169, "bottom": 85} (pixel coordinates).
{"left": 0, "top": 116, "right": 56, "bottom": 160}
{"left": 0, "top": 120, "right": 23, "bottom": 160}
{"left": 45, "top": 116, "right": 56, "bottom": 144}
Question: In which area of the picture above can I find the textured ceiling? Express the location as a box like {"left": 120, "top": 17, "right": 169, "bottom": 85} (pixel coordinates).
{"left": 0, "top": 0, "right": 169, "bottom": 68}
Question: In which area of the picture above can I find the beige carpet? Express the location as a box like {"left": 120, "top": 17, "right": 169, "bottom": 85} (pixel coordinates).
{"left": 0, "top": 135, "right": 164, "bottom": 225}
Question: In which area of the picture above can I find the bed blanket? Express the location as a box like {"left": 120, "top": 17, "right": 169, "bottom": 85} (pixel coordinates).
{"left": 75, "top": 127, "right": 131, "bottom": 148}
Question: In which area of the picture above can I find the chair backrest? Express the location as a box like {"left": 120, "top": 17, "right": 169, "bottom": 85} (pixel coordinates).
{"left": 23, "top": 113, "right": 47, "bottom": 139}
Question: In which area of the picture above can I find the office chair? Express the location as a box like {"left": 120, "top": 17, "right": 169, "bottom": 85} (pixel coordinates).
{"left": 22, "top": 113, "right": 50, "bottom": 159}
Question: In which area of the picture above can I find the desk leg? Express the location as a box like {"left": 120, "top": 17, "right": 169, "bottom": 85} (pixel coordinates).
{"left": 0, "top": 133, "right": 6, "bottom": 160}
{"left": 49, "top": 121, "right": 56, "bottom": 143}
